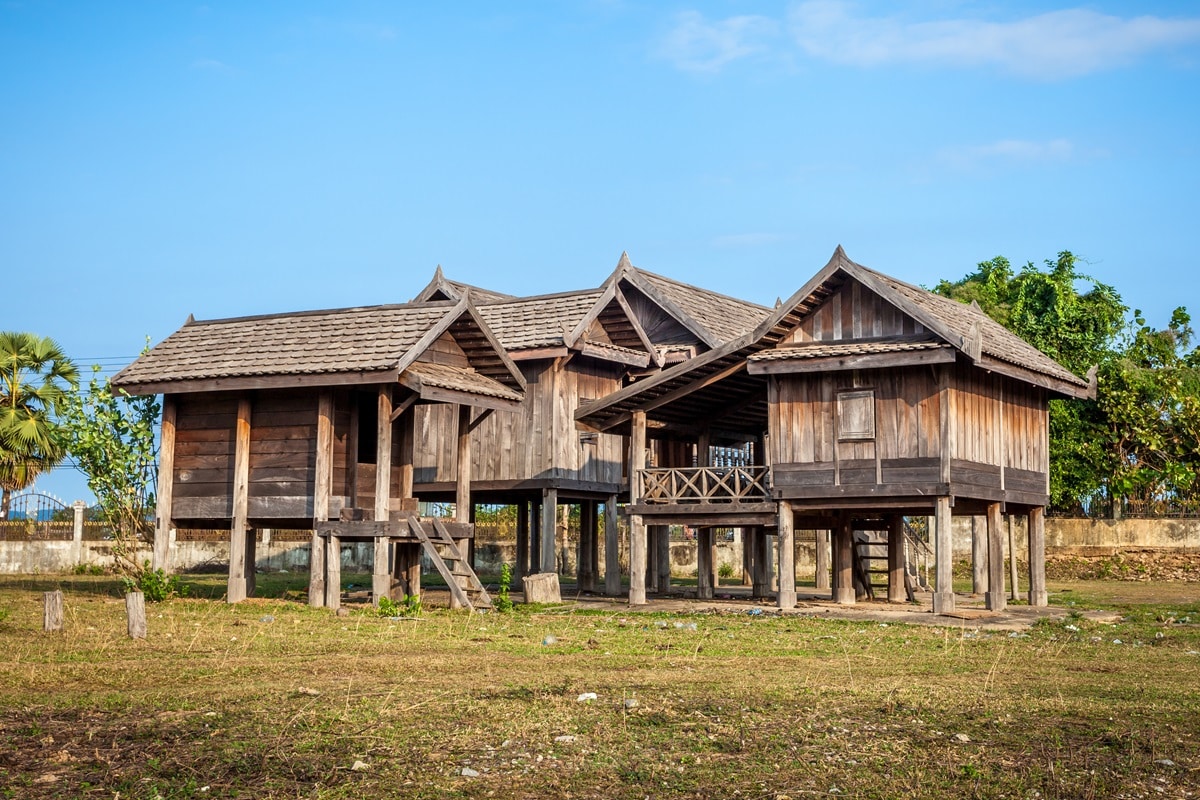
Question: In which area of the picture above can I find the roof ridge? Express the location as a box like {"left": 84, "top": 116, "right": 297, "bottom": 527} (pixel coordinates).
{"left": 186, "top": 300, "right": 458, "bottom": 327}
{"left": 630, "top": 265, "right": 771, "bottom": 311}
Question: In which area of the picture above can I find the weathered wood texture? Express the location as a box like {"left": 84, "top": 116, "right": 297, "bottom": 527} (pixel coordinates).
{"left": 412, "top": 358, "right": 625, "bottom": 487}
{"left": 784, "top": 276, "right": 926, "bottom": 344}
{"left": 43, "top": 590, "right": 64, "bottom": 632}
{"left": 125, "top": 591, "right": 147, "bottom": 639}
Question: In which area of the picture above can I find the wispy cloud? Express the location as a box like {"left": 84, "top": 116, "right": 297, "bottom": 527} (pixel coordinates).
{"left": 935, "top": 138, "right": 1098, "bottom": 171}
{"left": 790, "top": 2, "right": 1200, "bottom": 79}
{"left": 656, "top": 10, "right": 778, "bottom": 73}
{"left": 190, "top": 58, "right": 235, "bottom": 75}
{"left": 659, "top": 2, "right": 1200, "bottom": 79}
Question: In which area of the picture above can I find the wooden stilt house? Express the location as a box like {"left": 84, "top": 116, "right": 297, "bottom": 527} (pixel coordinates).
{"left": 576, "top": 247, "right": 1096, "bottom": 613}
{"left": 111, "top": 297, "right": 525, "bottom": 609}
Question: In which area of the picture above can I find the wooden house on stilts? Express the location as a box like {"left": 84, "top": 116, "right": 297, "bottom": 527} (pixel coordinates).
{"left": 576, "top": 247, "right": 1095, "bottom": 612}
{"left": 111, "top": 297, "right": 526, "bottom": 611}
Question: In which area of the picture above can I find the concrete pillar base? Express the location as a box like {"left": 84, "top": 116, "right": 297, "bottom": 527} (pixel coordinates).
{"left": 777, "top": 589, "right": 797, "bottom": 610}
{"left": 834, "top": 587, "right": 856, "bottom": 605}
{"left": 1029, "top": 590, "right": 1048, "bottom": 607}
{"left": 985, "top": 590, "right": 1007, "bottom": 612}
{"left": 227, "top": 577, "right": 247, "bottom": 604}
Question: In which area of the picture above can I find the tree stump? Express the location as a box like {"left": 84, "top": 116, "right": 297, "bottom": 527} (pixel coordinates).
{"left": 43, "top": 590, "right": 64, "bottom": 632}
{"left": 522, "top": 572, "right": 561, "bottom": 604}
{"left": 125, "top": 591, "right": 147, "bottom": 639}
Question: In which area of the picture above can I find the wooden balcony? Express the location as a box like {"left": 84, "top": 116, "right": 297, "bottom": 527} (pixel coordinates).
{"left": 639, "top": 466, "right": 771, "bottom": 505}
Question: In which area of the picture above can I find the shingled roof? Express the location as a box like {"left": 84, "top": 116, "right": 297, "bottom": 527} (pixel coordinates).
{"left": 477, "top": 290, "right": 603, "bottom": 351}
{"left": 411, "top": 265, "right": 516, "bottom": 304}
{"left": 112, "top": 297, "right": 525, "bottom": 407}
{"left": 576, "top": 246, "right": 1094, "bottom": 434}
{"left": 608, "top": 254, "right": 771, "bottom": 348}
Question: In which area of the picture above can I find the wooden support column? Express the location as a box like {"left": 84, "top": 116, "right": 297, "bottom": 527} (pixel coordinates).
{"left": 655, "top": 525, "right": 671, "bottom": 594}
{"left": 628, "top": 410, "right": 647, "bottom": 605}
{"left": 578, "top": 500, "right": 598, "bottom": 592}
{"left": 373, "top": 386, "right": 393, "bottom": 607}
{"left": 971, "top": 515, "right": 987, "bottom": 595}
{"left": 1027, "top": 506, "right": 1048, "bottom": 607}
{"left": 603, "top": 494, "right": 620, "bottom": 596}
{"left": 398, "top": 403, "right": 419, "bottom": 599}
{"left": 932, "top": 496, "right": 955, "bottom": 614}
{"left": 741, "top": 529, "right": 753, "bottom": 586}
{"left": 450, "top": 404, "right": 473, "bottom": 609}
{"left": 777, "top": 502, "right": 797, "bottom": 610}
{"left": 697, "top": 527, "right": 714, "bottom": 600}
{"left": 540, "top": 488, "right": 558, "bottom": 574}
{"left": 530, "top": 499, "right": 542, "bottom": 576}
{"left": 751, "top": 528, "right": 770, "bottom": 599}
{"left": 515, "top": 499, "right": 529, "bottom": 582}
{"left": 815, "top": 528, "right": 831, "bottom": 590}
{"left": 227, "top": 397, "right": 251, "bottom": 604}
{"left": 325, "top": 533, "right": 342, "bottom": 609}
{"left": 985, "top": 502, "right": 1006, "bottom": 611}
{"left": 153, "top": 396, "right": 176, "bottom": 573}
{"left": 1008, "top": 515, "right": 1020, "bottom": 602}
{"left": 309, "top": 391, "right": 333, "bottom": 607}
{"left": 832, "top": 517, "right": 855, "bottom": 605}
{"left": 887, "top": 514, "right": 906, "bottom": 603}
{"left": 245, "top": 530, "right": 257, "bottom": 597}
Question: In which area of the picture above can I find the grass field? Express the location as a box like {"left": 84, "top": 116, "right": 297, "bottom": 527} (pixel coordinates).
{"left": 1, "top": 573, "right": 1198, "bottom": 799}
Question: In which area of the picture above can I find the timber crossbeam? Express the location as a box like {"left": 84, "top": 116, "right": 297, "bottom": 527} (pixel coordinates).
{"left": 316, "top": 518, "right": 474, "bottom": 540}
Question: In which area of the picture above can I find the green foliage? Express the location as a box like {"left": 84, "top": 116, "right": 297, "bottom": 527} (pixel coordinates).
{"left": 936, "top": 252, "right": 1199, "bottom": 514}
{"left": 375, "top": 593, "right": 423, "bottom": 617}
{"left": 376, "top": 596, "right": 401, "bottom": 617}
{"left": 717, "top": 562, "right": 736, "bottom": 580}
{"left": 72, "top": 563, "right": 106, "bottom": 576}
{"left": 0, "top": 332, "right": 79, "bottom": 518}
{"left": 121, "top": 560, "right": 186, "bottom": 602}
{"left": 62, "top": 361, "right": 160, "bottom": 569}
{"left": 494, "top": 563, "right": 515, "bottom": 612}
{"left": 400, "top": 593, "right": 422, "bottom": 616}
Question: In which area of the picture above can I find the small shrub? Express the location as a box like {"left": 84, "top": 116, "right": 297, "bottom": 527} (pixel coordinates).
{"left": 376, "top": 596, "right": 401, "bottom": 617}
{"left": 494, "top": 564, "right": 515, "bottom": 612}
{"left": 401, "top": 593, "right": 422, "bottom": 616}
{"left": 717, "top": 563, "right": 735, "bottom": 580}
{"left": 121, "top": 561, "right": 187, "bottom": 603}
{"left": 72, "top": 563, "right": 106, "bottom": 576}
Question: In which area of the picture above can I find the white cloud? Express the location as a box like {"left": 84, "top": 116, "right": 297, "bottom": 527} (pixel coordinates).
{"left": 788, "top": 1, "right": 1200, "bottom": 79}
{"left": 657, "top": 10, "right": 778, "bottom": 73}
{"left": 937, "top": 138, "right": 1082, "bottom": 170}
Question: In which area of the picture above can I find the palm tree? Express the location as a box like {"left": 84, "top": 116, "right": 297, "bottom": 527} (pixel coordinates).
{"left": 0, "top": 332, "right": 79, "bottom": 519}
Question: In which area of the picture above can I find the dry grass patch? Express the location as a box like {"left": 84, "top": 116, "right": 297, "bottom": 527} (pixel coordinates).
{"left": 1, "top": 574, "right": 1198, "bottom": 799}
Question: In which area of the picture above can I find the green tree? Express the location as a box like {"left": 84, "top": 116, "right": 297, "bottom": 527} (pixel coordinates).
{"left": 62, "top": 365, "right": 160, "bottom": 570}
{"left": 0, "top": 332, "right": 79, "bottom": 518}
{"left": 935, "top": 252, "right": 1127, "bottom": 512}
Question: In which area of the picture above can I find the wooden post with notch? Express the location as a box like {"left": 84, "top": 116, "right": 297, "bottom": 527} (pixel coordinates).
{"left": 777, "top": 502, "right": 796, "bottom": 609}
{"left": 154, "top": 396, "right": 176, "bottom": 573}
{"left": 309, "top": 391, "right": 333, "bottom": 607}
{"left": 227, "top": 397, "right": 251, "bottom": 604}
{"left": 628, "top": 410, "right": 647, "bottom": 605}
{"left": 373, "top": 385, "right": 394, "bottom": 607}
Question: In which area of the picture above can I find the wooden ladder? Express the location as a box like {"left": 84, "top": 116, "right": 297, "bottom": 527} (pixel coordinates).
{"left": 851, "top": 530, "right": 890, "bottom": 601}
{"left": 407, "top": 517, "right": 493, "bottom": 612}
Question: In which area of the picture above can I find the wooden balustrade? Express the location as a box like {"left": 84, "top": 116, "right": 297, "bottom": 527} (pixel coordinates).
{"left": 638, "top": 466, "right": 771, "bottom": 504}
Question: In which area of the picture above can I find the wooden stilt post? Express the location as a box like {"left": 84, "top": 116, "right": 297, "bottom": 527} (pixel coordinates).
{"left": 125, "top": 591, "right": 146, "bottom": 639}
{"left": 398, "top": 401, "right": 418, "bottom": 600}
{"left": 1008, "top": 514, "right": 1020, "bottom": 602}
{"left": 628, "top": 410, "right": 647, "bottom": 605}
{"left": 245, "top": 529, "right": 257, "bottom": 597}
{"left": 43, "top": 590, "right": 64, "bottom": 632}
{"left": 833, "top": 517, "right": 855, "bottom": 604}
{"left": 451, "top": 404, "right": 473, "bottom": 609}
{"left": 932, "top": 496, "right": 955, "bottom": 614}
{"left": 986, "top": 502, "right": 1006, "bottom": 611}
{"left": 815, "top": 528, "right": 831, "bottom": 590}
{"left": 325, "top": 534, "right": 342, "bottom": 609}
{"left": 1027, "top": 506, "right": 1048, "bottom": 607}
{"left": 227, "top": 397, "right": 252, "bottom": 604}
{"left": 154, "top": 396, "right": 176, "bottom": 573}
{"left": 750, "top": 528, "right": 768, "bottom": 599}
{"left": 741, "top": 529, "right": 753, "bottom": 586}
{"left": 603, "top": 494, "right": 620, "bottom": 596}
{"left": 777, "top": 502, "right": 796, "bottom": 609}
{"left": 578, "top": 500, "right": 598, "bottom": 592}
{"left": 515, "top": 499, "right": 529, "bottom": 582}
{"left": 530, "top": 499, "right": 542, "bottom": 576}
{"left": 697, "top": 528, "right": 714, "bottom": 599}
{"left": 887, "top": 514, "right": 905, "bottom": 603}
{"left": 971, "top": 515, "right": 987, "bottom": 595}
{"left": 540, "top": 488, "right": 557, "bottom": 574}
{"left": 655, "top": 525, "right": 671, "bottom": 594}
{"left": 373, "top": 386, "right": 394, "bottom": 607}
{"left": 309, "top": 393, "right": 333, "bottom": 606}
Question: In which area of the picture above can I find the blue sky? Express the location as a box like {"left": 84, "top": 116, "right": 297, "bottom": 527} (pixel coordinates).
{"left": 3, "top": 1, "right": 1198, "bottom": 503}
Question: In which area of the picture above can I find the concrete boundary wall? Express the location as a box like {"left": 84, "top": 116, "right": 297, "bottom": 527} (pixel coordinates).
{"left": 2, "top": 518, "right": 1197, "bottom": 576}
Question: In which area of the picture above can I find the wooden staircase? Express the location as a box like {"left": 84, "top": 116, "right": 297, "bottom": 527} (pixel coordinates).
{"left": 851, "top": 530, "right": 889, "bottom": 600}
{"left": 407, "top": 517, "right": 493, "bottom": 612}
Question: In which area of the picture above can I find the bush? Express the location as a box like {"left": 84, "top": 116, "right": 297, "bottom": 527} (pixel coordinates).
{"left": 121, "top": 561, "right": 187, "bottom": 602}
{"left": 494, "top": 564, "right": 515, "bottom": 612}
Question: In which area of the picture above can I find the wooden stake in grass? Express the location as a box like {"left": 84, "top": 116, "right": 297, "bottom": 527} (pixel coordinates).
{"left": 43, "top": 590, "right": 64, "bottom": 632}
{"left": 126, "top": 590, "right": 147, "bottom": 639}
